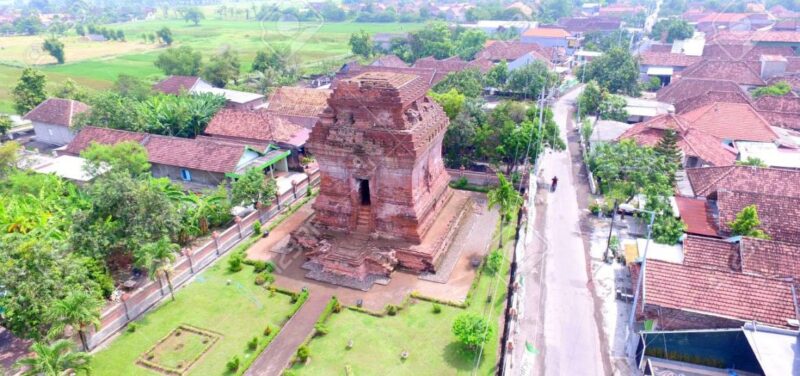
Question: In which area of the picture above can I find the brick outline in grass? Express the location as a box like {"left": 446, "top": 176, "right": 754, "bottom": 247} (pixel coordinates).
{"left": 136, "top": 324, "right": 222, "bottom": 376}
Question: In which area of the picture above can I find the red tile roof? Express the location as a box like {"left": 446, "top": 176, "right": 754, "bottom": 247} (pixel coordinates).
{"left": 370, "top": 54, "right": 408, "bottom": 68}
{"left": 412, "top": 56, "right": 492, "bottom": 84}
{"left": 686, "top": 165, "right": 800, "bottom": 198}
{"left": 475, "top": 41, "right": 552, "bottom": 63}
{"left": 679, "top": 102, "right": 778, "bottom": 142}
{"left": 638, "top": 52, "right": 702, "bottom": 67}
{"left": 702, "top": 44, "right": 795, "bottom": 61}
{"left": 65, "top": 126, "right": 256, "bottom": 174}
{"left": 619, "top": 116, "right": 737, "bottom": 167}
{"left": 643, "top": 258, "right": 798, "bottom": 328}
{"left": 682, "top": 235, "right": 737, "bottom": 269}
{"left": 674, "top": 90, "right": 751, "bottom": 114}
{"left": 557, "top": 16, "right": 622, "bottom": 34}
{"left": 265, "top": 87, "right": 331, "bottom": 119}
{"left": 675, "top": 197, "right": 720, "bottom": 237}
{"left": 740, "top": 237, "right": 800, "bottom": 279}
{"left": 716, "top": 189, "right": 800, "bottom": 244}
{"left": 152, "top": 76, "right": 201, "bottom": 95}
{"left": 23, "top": 98, "right": 90, "bottom": 127}
{"left": 657, "top": 78, "right": 745, "bottom": 104}
{"left": 337, "top": 63, "right": 437, "bottom": 86}
{"left": 677, "top": 60, "right": 765, "bottom": 86}
{"left": 205, "top": 109, "right": 308, "bottom": 147}
{"left": 62, "top": 126, "right": 147, "bottom": 156}
{"left": 754, "top": 95, "right": 800, "bottom": 130}
{"left": 697, "top": 12, "right": 751, "bottom": 24}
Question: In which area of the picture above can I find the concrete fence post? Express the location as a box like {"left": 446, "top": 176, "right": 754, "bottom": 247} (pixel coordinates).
{"left": 275, "top": 192, "right": 282, "bottom": 211}
{"left": 292, "top": 180, "right": 298, "bottom": 199}
{"left": 183, "top": 248, "right": 194, "bottom": 274}
{"left": 234, "top": 216, "right": 243, "bottom": 239}
{"left": 121, "top": 294, "right": 130, "bottom": 321}
{"left": 212, "top": 231, "right": 221, "bottom": 256}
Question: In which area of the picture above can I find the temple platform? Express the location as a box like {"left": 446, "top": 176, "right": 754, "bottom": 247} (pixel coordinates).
{"left": 294, "top": 190, "right": 473, "bottom": 290}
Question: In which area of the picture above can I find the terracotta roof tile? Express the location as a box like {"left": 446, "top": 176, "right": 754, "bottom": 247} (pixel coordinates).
{"left": 702, "top": 44, "right": 795, "bottom": 61}
{"left": 205, "top": 109, "right": 307, "bottom": 146}
{"left": 62, "top": 126, "right": 147, "bottom": 156}
{"left": 674, "top": 90, "right": 751, "bottom": 114}
{"left": 23, "top": 98, "right": 90, "bottom": 127}
{"left": 643, "top": 258, "right": 798, "bottom": 328}
{"left": 740, "top": 237, "right": 800, "bottom": 279}
{"left": 679, "top": 102, "right": 778, "bottom": 142}
{"left": 337, "top": 63, "right": 436, "bottom": 86}
{"left": 686, "top": 165, "right": 800, "bottom": 197}
{"left": 657, "top": 78, "right": 745, "bottom": 104}
{"left": 675, "top": 198, "right": 720, "bottom": 237}
{"left": 265, "top": 86, "right": 331, "bottom": 119}
{"left": 370, "top": 55, "right": 408, "bottom": 68}
{"left": 522, "top": 27, "right": 571, "bottom": 38}
{"left": 717, "top": 190, "right": 800, "bottom": 244}
{"left": 682, "top": 235, "right": 737, "bottom": 269}
{"left": 557, "top": 16, "right": 621, "bottom": 33}
{"left": 476, "top": 41, "right": 553, "bottom": 62}
{"left": 152, "top": 76, "right": 201, "bottom": 95}
{"left": 677, "top": 59, "right": 765, "bottom": 86}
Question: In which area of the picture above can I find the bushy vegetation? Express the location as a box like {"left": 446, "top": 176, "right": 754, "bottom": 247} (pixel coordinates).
{"left": 751, "top": 81, "right": 792, "bottom": 99}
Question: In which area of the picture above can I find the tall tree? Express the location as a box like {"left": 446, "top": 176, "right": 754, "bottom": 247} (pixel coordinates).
{"left": 12, "top": 68, "right": 47, "bottom": 115}
{"left": 654, "top": 129, "right": 683, "bottom": 167}
{"left": 584, "top": 47, "right": 639, "bottom": 95}
{"left": 230, "top": 168, "right": 277, "bottom": 207}
{"left": 201, "top": 47, "right": 241, "bottom": 87}
{"left": 42, "top": 37, "right": 65, "bottom": 64}
{"left": 728, "top": 205, "right": 770, "bottom": 239}
{"left": 487, "top": 174, "right": 521, "bottom": 248}
{"left": 46, "top": 291, "right": 102, "bottom": 351}
{"left": 454, "top": 29, "right": 487, "bottom": 60}
{"left": 183, "top": 7, "right": 205, "bottom": 25}
{"left": 578, "top": 80, "right": 603, "bottom": 117}
{"left": 650, "top": 18, "right": 693, "bottom": 42}
{"left": 429, "top": 89, "right": 465, "bottom": 120}
{"left": 16, "top": 339, "right": 92, "bottom": 376}
{"left": 53, "top": 79, "right": 88, "bottom": 102}
{"left": 485, "top": 60, "right": 509, "bottom": 89}
{"left": 154, "top": 46, "right": 202, "bottom": 76}
{"left": 348, "top": 30, "right": 373, "bottom": 58}
{"left": 506, "top": 60, "right": 557, "bottom": 99}
{"left": 598, "top": 94, "right": 628, "bottom": 122}
{"left": 0, "top": 115, "right": 12, "bottom": 138}
{"left": 409, "top": 21, "right": 453, "bottom": 59}
{"left": 156, "top": 27, "right": 173, "bottom": 45}
{"left": 113, "top": 74, "right": 152, "bottom": 100}
{"left": 451, "top": 313, "right": 494, "bottom": 351}
{"left": 135, "top": 237, "right": 179, "bottom": 301}
{"left": 75, "top": 91, "right": 146, "bottom": 131}
{"left": 81, "top": 141, "right": 150, "bottom": 177}
{"left": 432, "top": 68, "right": 484, "bottom": 98}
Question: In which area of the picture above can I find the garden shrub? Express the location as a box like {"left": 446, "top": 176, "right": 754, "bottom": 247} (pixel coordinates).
{"left": 314, "top": 323, "right": 329, "bottom": 336}
{"left": 432, "top": 304, "right": 442, "bottom": 314}
{"left": 126, "top": 323, "right": 138, "bottom": 333}
{"left": 484, "top": 249, "right": 503, "bottom": 275}
{"left": 454, "top": 177, "right": 468, "bottom": 189}
{"left": 226, "top": 355, "right": 240, "bottom": 372}
{"left": 296, "top": 345, "right": 310, "bottom": 362}
{"left": 263, "top": 325, "right": 272, "bottom": 336}
{"left": 247, "top": 336, "right": 258, "bottom": 351}
{"left": 252, "top": 260, "right": 267, "bottom": 272}
{"left": 228, "top": 253, "right": 244, "bottom": 272}
{"left": 254, "top": 274, "right": 267, "bottom": 286}
{"left": 252, "top": 220, "right": 262, "bottom": 236}
{"left": 386, "top": 304, "right": 398, "bottom": 316}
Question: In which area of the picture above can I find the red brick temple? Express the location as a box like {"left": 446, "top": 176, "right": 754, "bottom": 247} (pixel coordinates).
{"left": 292, "top": 71, "right": 471, "bottom": 290}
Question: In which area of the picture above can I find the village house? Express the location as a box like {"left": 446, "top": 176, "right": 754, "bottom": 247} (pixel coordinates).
{"left": 412, "top": 56, "right": 493, "bottom": 83}
{"left": 475, "top": 40, "right": 558, "bottom": 68}
{"left": 638, "top": 51, "right": 702, "bottom": 85}
{"left": 26, "top": 98, "right": 90, "bottom": 146}
{"left": 521, "top": 27, "right": 576, "bottom": 55}
{"left": 62, "top": 126, "right": 290, "bottom": 190}
{"left": 153, "top": 76, "right": 266, "bottom": 110}
{"left": 558, "top": 16, "right": 622, "bottom": 36}
{"left": 204, "top": 108, "right": 310, "bottom": 169}
{"left": 370, "top": 54, "right": 408, "bottom": 68}
{"left": 598, "top": 4, "right": 645, "bottom": 18}
{"left": 459, "top": 20, "right": 536, "bottom": 36}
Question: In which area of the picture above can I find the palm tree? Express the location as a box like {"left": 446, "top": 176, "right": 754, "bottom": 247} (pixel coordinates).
{"left": 136, "top": 237, "right": 179, "bottom": 301}
{"left": 46, "top": 291, "right": 102, "bottom": 351}
{"left": 17, "top": 339, "right": 92, "bottom": 376}
{"left": 487, "top": 174, "right": 522, "bottom": 248}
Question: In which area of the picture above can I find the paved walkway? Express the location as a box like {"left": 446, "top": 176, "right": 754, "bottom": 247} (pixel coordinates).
{"left": 244, "top": 291, "right": 332, "bottom": 376}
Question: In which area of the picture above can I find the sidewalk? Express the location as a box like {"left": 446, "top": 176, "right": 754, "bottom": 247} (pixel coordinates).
{"left": 244, "top": 292, "right": 333, "bottom": 376}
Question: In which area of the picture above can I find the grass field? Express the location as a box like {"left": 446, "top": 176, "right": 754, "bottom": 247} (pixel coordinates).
{"left": 91, "top": 252, "right": 297, "bottom": 376}
{"left": 0, "top": 20, "right": 423, "bottom": 114}
{"left": 289, "top": 208, "right": 517, "bottom": 376}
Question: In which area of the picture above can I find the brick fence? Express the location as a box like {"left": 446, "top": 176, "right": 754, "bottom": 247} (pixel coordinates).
{"left": 446, "top": 168, "right": 529, "bottom": 187}
{"left": 86, "top": 170, "right": 320, "bottom": 350}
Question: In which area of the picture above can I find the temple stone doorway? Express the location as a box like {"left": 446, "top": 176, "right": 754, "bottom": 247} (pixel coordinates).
{"left": 358, "top": 179, "right": 371, "bottom": 205}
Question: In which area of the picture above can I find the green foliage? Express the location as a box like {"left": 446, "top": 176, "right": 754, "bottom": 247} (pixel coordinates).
{"left": 451, "top": 313, "right": 493, "bottom": 350}
{"left": 314, "top": 323, "right": 329, "bottom": 336}
{"left": 486, "top": 60, "right": 509, "bottom": 89}
{"left": 487, "top": 174, "right": 521, "bottom": 223}
{"left": 429, "top": 89, "right": 466, "bottom": 120}
{"left": 138, "top": 92, "right": 226, "bottom": 138}
{"left": 252, "top": 220, "right": 263, "bottom": 236}
{"left": 113, "top": 74, "right": 152, "bottom": 101}
{"left": 728, "top": 205, "right": 770, "bottom": 239}
{"left": 46, "top": 290, "right": 102, "bottom": 349}
{"left": 432, "top": 68, "right": 484, "bottom": 98}
{"left": 646, "top": 76, "right": 663, "bottom": 91}
{"left": 136, "top": 237, "right": 180, "bottom": 299}
{"left": 127, "top": 323, "right": 138, "bottom": 333}
{"left": 154, "top": 46, "right": 202, "bottom": 76}
{"left": 201, "top": 47, "right": 241, "bottom": 87}
{"left": 454, "top": 29, "right": 487, "bottom": 60}
{"left": 157, "top": 27, "right": 173, "bottom": 45}
{"left": 386, "top": 304, "right": 399, "bottom": 316}
{"left": 583, "top": 30, "right": 631, "bottom": 52}
{"left": 654, "top": 130, "right": 683, "bottom": 168}
{"left": 349, "top": 30, "right": 373, "bottom": 58}
{"left": 539, "top": 0, "right": 573, "bottom": 23}
{"left": 53, "top": 78, "right": 89, "bottom": 102}
{"left": 247, "top": 336, "right": 258, "bottom": 351}
{"left": 0, "top": 114, "right": 12, "bottom": 137}
{"left": 228, "top": 253, "right": 244, "bottom": 272}
{"left": 409, "top": 21, "right": 454, "bottom": 59}
{"left": 43, "top": 37, "right": 65, "bottom": 64}
{"left": 584, "top": 47, "right": 640, "bottom": 96}
{"left": 506, "top": 61, "right": 558, "bottom": 99}
{"left": 231, "top": 168, "right": 278, "bottom": 207}
{"left": 484, "top": 249, "right": 503, "bottom": 275}
{"left": 16, "top": 340, "right": 92, "bottom": 376}
{"left": 296, "top": 345, "right": 310, "bottom": 362}
{"left": 81, "top": 141, "right": 151, "bottom": 177}
{"left": 0, "top": 140, "right": 19, "bottom": 176}
{"left": 183, "top": 7, "right": 205, "bottom": 25}
{"left": 485, "top": 102, "right": 565, "bottom": 174}
{"left": 589, "top": 140, "right": 678, "bottom": 198}
{"left": 432, "top": 304, "right": 442, "bottom": 314}
{"left": 598, "top": 94, "right": 628, "bottom": 122}
{"left": 578, "top": 81, "right": 603, "bottom": 117}
{"left": 13, "top": 68, "right": 47, "bottom": 115}
{"left": 226, "top": 355, "right": 240, "bottom": 371}
{"left": 74, "top": 91, "right": 146, "bottom": 132}
{"left": 751, "top": 81, "right": 792, "bottom": 99}
{"left": 737, "top": 157, "right": 767, "bottom": 167}
{"left": 580, "top": 119, "right": 593, "bottom": 145}
{"left": 263, "top": 325, "right": 272, "bottom": 336}
{"left": 650, "top": 18, "right": 694, "bottom": 43}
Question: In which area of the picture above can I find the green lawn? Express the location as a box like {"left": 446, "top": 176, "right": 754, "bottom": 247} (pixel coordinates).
{"left": 91, "top": 252, "right": 297, "bottom": 376}
{"left": 290, "top": 208, "right": 516, "bottom": 376}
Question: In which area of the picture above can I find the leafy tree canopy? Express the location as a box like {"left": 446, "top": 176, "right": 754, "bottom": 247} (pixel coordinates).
{"left": 13, "top": 68, "right": 48, "bottom": 115}
{"left": 452, "top": 313, "right": 494, "bottom": 350}
{"left": 584, "top": 47, "right": 639, "bottom": 96}
{"left": 154, "top": 46, "right": 202, "bottom": 76}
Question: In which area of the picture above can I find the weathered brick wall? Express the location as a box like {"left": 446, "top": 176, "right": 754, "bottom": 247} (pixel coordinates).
{"left": 643, "top": 305, "right": 745, "bottom": 331}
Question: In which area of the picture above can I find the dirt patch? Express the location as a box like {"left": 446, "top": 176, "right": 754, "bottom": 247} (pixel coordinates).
{"left": 136, "top": 325, "right": 221, "bottom": 376}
